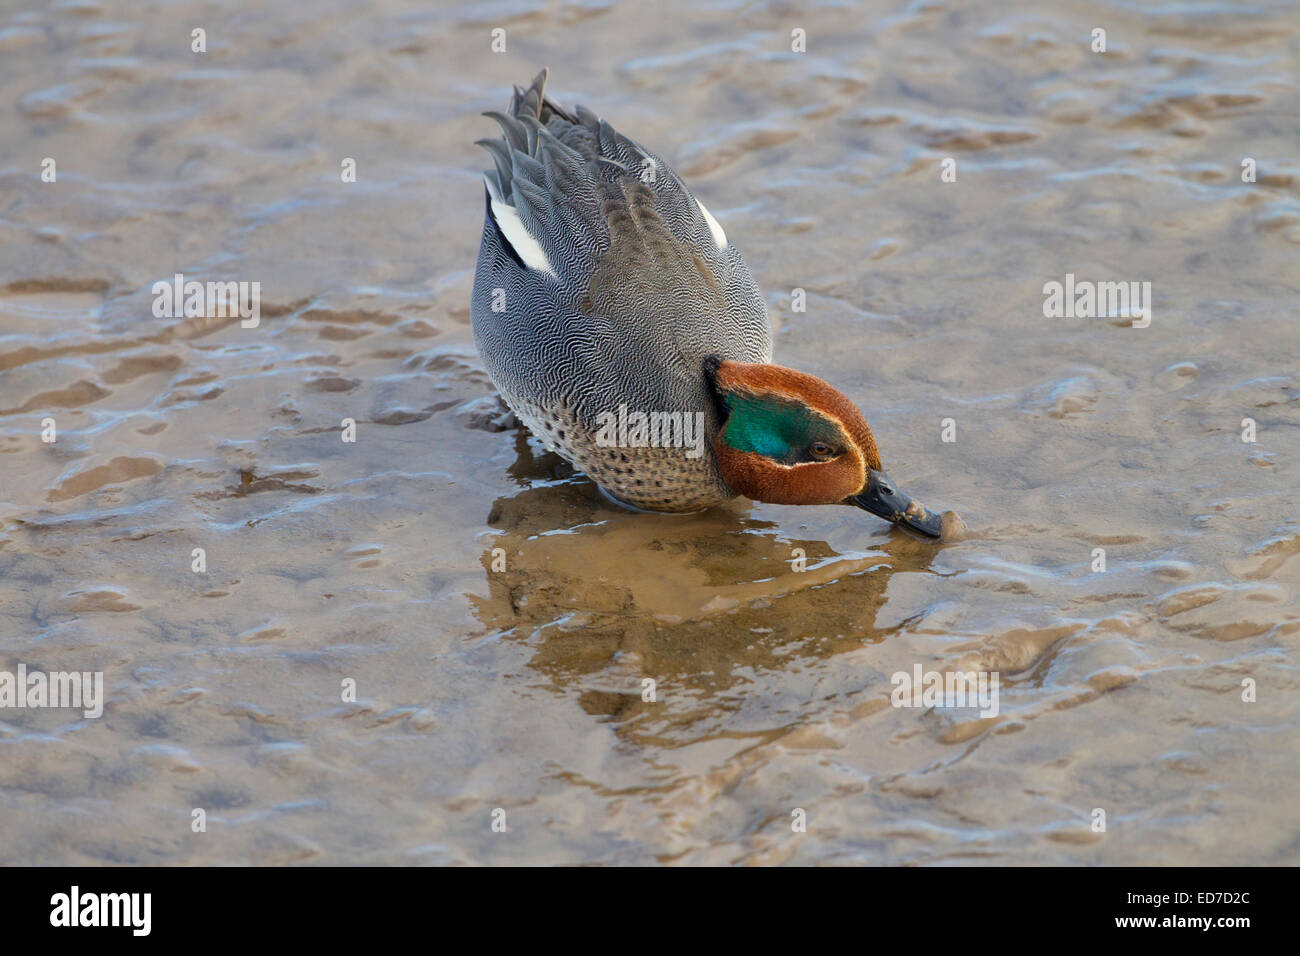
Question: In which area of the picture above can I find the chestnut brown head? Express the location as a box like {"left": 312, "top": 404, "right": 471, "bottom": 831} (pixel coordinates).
{"left": 706, "top": 359, "right": 942, "bottom": 537}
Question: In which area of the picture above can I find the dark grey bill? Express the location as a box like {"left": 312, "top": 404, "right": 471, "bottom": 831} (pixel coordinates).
{"left": 849, "top": 468, "right": 943, "bottom": 538}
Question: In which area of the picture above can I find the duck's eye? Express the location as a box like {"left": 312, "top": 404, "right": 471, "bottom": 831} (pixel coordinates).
{"left": 809, "top": 441, "right": 835, "bottom": 459}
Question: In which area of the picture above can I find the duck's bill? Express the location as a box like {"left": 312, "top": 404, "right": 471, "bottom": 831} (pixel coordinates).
{"left": 849, "top": 468, "right": 943, "bottom": 538}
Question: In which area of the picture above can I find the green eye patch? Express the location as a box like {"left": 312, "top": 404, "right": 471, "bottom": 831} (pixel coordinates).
{"left": 721, "top": 392, "right": 842, "bottom": 463}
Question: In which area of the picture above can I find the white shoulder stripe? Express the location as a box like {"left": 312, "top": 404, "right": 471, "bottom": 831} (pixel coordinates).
{"left": 695, "top": 198, "right": 728, "bottom": 249}
{"left": 486, "top": 181, "right": 556, "bottom": 277}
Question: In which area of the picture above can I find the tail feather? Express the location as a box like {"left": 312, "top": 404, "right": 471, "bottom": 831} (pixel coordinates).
{"left": 475, "top": 68, "right": 724, "bottom": 285}
{"left": 480, "top": 68, "right": 591, "bottom": 205}
{"left": 510, "top": 67, "right": 580, "bottom": 125}
{"left": 475, "top": 136, "right": 513, "bottom": 201}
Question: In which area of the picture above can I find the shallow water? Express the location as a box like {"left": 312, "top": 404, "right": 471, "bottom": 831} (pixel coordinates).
{"left": 1, "top": 0, "right": 1298, "bottom": 864}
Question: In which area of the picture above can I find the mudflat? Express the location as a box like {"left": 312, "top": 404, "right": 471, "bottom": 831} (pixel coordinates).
{"left": 0, "top": 0, "right": 1297, "bottom": 864}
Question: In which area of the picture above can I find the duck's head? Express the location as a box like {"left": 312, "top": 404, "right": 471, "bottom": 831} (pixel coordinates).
{"left": 705, "top": 358, "right": 944, "bottom": 537}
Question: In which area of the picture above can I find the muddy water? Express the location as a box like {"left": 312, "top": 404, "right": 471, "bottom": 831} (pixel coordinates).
{"left": 1, "top": 0, "right": 1298, "bottom": 865}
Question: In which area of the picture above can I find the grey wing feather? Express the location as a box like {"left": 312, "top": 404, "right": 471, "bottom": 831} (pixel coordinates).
{"left": 471, "top": 69, "right": 771, "bottom": 436}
